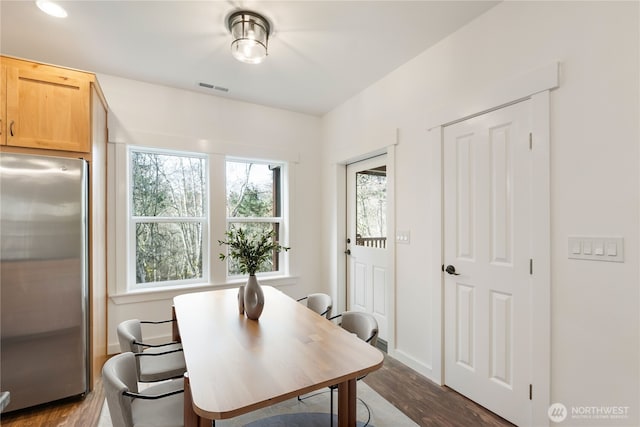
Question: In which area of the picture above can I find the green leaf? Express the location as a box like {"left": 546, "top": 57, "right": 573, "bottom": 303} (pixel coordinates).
{"left": 218, "top": 225, "right": 290, "bottom": 275}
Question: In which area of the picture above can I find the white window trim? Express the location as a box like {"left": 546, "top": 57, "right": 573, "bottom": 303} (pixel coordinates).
{"left": 108, "top": 135, "right": 296, "bottom": 299}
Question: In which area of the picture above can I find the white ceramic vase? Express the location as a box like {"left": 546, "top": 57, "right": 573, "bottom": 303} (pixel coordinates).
{"left": 244, "top": 275, "right": 264, "bottom": 320}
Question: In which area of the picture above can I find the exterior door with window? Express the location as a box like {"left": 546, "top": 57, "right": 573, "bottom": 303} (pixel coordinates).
{"left": 443, "top": 100, "right": 532, "bottom": 426}
{"left": 346, "top": 156, "right": 389, "bottom": 340}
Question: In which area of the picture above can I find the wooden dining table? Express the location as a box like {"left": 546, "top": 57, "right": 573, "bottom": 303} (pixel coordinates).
{"left": 173, "top": 286, "right": 384, "bottom": 427}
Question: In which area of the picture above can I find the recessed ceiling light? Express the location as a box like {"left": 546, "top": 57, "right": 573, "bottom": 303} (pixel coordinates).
{"left": 36, "top": 0, "right": 68, "bottom": 18}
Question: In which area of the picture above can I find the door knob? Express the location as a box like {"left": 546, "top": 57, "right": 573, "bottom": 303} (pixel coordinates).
{"left": 345, "top": 249, "right": 351, "bottom": 255}
{"left": 444, "top": 265, "right": 460, "bottom": 276}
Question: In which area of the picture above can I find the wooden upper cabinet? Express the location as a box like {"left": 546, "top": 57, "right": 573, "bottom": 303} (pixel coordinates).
{"left": 2, "top": 56, "right": 94, "bottom": 153}
{"left": 1, "top": 62, "right": 6, "bottom": 145}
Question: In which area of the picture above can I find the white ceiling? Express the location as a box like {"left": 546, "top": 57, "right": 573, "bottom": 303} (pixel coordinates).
{"left": 1, "top": 1, "right": 498, "bottom": 116}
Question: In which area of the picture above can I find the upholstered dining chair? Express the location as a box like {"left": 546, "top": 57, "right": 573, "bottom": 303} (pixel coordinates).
{"left": 296, "top": 293, "right": 333, "bottom": 318}
{"left": 102, "top": 352, "right": 184, "bottom": 427}
{"left": 328, "top": 310, "right": 379, "bottom": 426}
{"left": 335, "top": 311, "right": 379, "bottom": 347}
{"left": 117, "top": 319, "right": 186, "bottom": 383}
{"left": 299, "top": 310, "right": 378, "bottom": 427}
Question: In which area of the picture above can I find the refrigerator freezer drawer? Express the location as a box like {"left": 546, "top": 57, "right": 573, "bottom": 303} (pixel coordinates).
{"left": 1, "top": 327, "right": 86, "bottom": 412}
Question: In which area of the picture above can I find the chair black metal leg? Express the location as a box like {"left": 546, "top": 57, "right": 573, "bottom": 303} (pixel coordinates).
{"left": 330, "top": 388, "right": 334, "bottom": 427}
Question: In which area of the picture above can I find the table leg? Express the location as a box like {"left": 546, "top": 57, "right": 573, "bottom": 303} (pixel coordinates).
{"left": 337, "top": 378, "right": 357, "bottom": 427}
{"left": 184, "top": 373, "right": 212, "bottom": 427}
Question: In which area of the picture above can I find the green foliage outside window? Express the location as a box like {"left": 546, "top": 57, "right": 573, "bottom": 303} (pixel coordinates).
{"left": 225, "top": 161, "right": 283, "bottom": 276}
{"left": 132, "top": 150, "right": 206, "bottom": 285}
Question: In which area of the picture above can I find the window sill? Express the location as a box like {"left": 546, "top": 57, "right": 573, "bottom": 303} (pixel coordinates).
{"left": 109, "top": 275, "right": 300, "bottom": 305}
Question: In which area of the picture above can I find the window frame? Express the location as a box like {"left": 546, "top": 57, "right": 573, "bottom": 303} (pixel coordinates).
{"left": 111, "top": 136, "right": 295, "bottom": 299}
{"left": 127, "top": 146, "right": 210, "bottom": 291}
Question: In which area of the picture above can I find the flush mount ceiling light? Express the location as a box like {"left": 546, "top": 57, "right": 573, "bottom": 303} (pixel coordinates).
{"left": 35, "top": 0, "right": 67, "bottom": 18}
{"left": 227, "top": 11, "right": 271, "bottom": 65}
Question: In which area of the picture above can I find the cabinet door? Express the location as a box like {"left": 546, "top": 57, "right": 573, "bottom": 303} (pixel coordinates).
{"left": 1, "top": 64, "right": 6, "bottom": 145}
{"left": 6, "top": 63, "right": 91, "bottom": 153}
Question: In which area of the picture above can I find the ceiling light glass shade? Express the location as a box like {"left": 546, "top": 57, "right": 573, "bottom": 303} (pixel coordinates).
{"left": 228, "top": 11, "right": 270, "bottom": 64}
{"left": 35, "top": 0, "right": 68, "bottom": 18}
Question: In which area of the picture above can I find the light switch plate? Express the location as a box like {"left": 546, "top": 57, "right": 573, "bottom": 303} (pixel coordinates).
{"left": 568, "top": 236, "right": 624, "bottom": 262}
{"left": 396, "top": 230, "right": 410, "bottom": 244}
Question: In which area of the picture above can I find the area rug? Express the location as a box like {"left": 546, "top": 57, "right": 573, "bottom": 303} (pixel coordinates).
{"left": 98, "top": 382, "right": 418, "bottom": 427}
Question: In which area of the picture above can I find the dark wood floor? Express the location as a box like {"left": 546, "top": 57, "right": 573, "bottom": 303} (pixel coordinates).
{"left": 363, "top": 355, "right": 513, "bottom": 427}
{"left": 0, "top": 354, "right": 513, "bottom": 427}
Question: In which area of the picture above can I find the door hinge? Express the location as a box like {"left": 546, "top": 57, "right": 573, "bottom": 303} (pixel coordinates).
{"left": 529, "top": 133, "right": 533, "bottom": 150}
{"left": 529, "top": 259, "right": 533, "bottom": 275}
{"left": 529, "top": 384, "right": 533, "bottom": 400}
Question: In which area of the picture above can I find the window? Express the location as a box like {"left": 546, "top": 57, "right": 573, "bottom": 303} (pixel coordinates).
{"left": 225, "top": 159, "right": 285, "bottom": 277}
{"left": 129, "top": 148, "right": 208, "bottom": 289}
{"left": 119, "top": 145, "right": 290, "bottom": 294}
{"left": 356, "top": 166, "right": 387, "bottom": 248}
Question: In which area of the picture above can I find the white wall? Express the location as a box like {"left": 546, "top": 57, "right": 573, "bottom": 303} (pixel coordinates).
{"left": 321, "top": 1, "right": 639, "bottom": 425}
{"left": 96, "top": 1, "right": 639, "bottom": 422}
{"left": 98, "top": 74, "right": 323, "bottom": 352}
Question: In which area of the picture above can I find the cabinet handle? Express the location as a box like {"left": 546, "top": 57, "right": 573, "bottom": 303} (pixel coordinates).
{"left": 9, "top": 121, "right": 14, "bottom": 137}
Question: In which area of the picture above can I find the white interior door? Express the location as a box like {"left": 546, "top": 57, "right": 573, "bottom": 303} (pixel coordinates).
{"left": 346, "top": 156, "right": 389, "bottom": 341}
{"left": 444, "top": 101, "right": 532, "bottom": 426}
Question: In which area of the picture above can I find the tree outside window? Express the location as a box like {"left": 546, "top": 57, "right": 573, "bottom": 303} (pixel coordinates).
{"left": 130, "top": 149, "right": 207, "bottom": 288}
{"left": 356, "top": 166, "right": 387, "bottom": 248}
{"left": 225, "top": 160, "right": 284, "bottom": 276}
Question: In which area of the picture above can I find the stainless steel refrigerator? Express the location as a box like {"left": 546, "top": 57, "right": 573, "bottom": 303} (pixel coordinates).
{"left": 0, "top": 152, "right": 88, "bottom": 412}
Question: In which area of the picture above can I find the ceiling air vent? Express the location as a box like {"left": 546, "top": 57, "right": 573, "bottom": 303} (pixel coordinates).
{"left": 198, "top": 82, "right": 229, "bottom": 92}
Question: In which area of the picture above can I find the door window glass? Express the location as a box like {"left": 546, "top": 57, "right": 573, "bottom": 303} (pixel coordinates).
{"left": 355, "top": 165, "right": 387, "bottom": 248}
